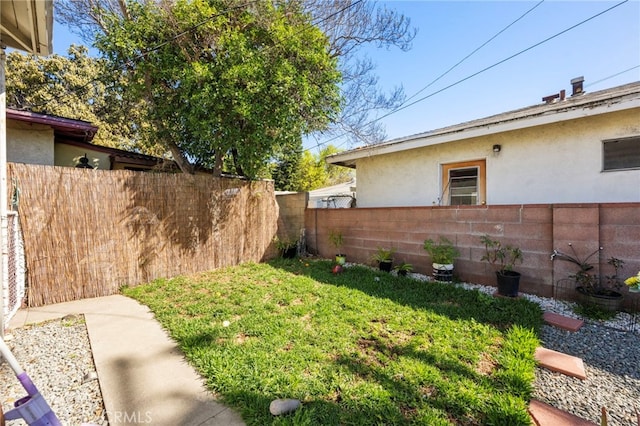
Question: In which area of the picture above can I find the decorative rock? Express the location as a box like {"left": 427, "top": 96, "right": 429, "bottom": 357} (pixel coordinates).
{"left": 269, "top": 398, "right": 301, "bottom": 415}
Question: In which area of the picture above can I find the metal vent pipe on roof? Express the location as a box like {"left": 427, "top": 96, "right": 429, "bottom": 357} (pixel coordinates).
{"left": 571, "top": 76, "right": 585, "bottom": 96}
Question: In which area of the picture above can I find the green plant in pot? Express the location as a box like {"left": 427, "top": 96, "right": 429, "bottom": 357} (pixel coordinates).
{"left": 371, "top": 247, "right": 395, "bottom": 272}
{"left": 480, "top": 235, "right": 523, "bottom": 297}
{"left": 393, "top": 261, "right": 413, "bottom": 277}
{"left": 423, "top": 236, "right": 459, "bottom": 282}
{"left": 551, "top": 243, "right": 624, "bottom": 312}
{"left": 329, "top": 230, "right": 346, "bottom": 265}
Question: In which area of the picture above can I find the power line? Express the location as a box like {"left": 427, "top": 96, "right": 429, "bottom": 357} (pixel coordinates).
{"left": 306, "top": 0, "right": 630, "bottom": 153}
{"left": 402, "top": 0, "right": 545, "bottom": 105}
{"left": 585, "top": 65, "right": 640, "bottom": 88}
{"left": 375, "top": 0, "right": 629, "bottom": 124}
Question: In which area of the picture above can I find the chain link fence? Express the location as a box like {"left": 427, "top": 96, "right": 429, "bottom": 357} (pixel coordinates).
{"left": 322, "top": 194, "right": 356, "bottom": 208}
{"left": 3, "top": 212, "right": 26, "bottom": 330}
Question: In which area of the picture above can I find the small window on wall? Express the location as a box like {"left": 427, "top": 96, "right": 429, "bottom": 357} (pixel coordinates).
{"left": 441, "top": 160, "right": 486, "bottom": 205}
{"left": 603, "top": 137, "right": 640, "bottom": 171}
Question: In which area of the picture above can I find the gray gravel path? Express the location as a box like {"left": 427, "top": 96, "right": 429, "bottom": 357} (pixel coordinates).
{"left": 534, "top": 323, "right": 640, "bottom": 426}
{"left": 1, "top": 315, "right": 108, "bottom": 426}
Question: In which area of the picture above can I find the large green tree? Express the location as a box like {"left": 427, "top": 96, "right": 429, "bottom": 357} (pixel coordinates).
{"left": 95, "top": 0, "right": 341, "bottom": 177}
{"left": 5, "top": 45, "right": 154, "bottom": 153}
{"left": 273, "top": 144, "right": 353, "bottom": 192}
{"left": 56, "top": 0, "right": 416, "bottom": 148}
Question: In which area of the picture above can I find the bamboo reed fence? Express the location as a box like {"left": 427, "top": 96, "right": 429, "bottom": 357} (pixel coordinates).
{"left": 8, "top": 163, "right": 279, "bottom": 307}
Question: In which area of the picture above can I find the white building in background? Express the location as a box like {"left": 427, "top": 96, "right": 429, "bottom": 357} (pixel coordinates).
{"left": 307, "top": 178, "right": 356, "bottom": 208}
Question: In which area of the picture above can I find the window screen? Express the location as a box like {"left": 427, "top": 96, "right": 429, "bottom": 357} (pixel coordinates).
{"left": 603, "top": 137, "right": 640, "bottom": 171}
{"left": 449, "top": 167, "right": 478, "bottom": 205}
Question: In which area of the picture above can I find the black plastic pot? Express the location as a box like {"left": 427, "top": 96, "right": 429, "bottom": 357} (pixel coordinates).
{"left": 379, "top": 260, "right": 392, "bottom": 272}
{"left": 496, "top": 270, "right": 521, "bottom": 297}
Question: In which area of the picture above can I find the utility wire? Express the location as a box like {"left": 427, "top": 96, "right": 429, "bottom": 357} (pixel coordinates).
{"left": 585, "top": 65, "right": 640, "bottom": 88}
{"left": 307, "top": 0, "right": 630, "bottom": 153}
{"left": 374, "top": 0, "right": 629, "bottom": 126}
{"left": 402, "top": 0, "right": 545, "bottom": 105}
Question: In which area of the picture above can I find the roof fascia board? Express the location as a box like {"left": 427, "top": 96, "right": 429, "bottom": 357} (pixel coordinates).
{"left": 327, "top": 94, "right": 640, "bottom": 165}
{"left": 7, "top": 109, "right": 98, "bottom": 134}
{"left": 35, "top": 0, "right": 53, "bottom": 56}
{"left": 0, "top": 20, "right": 31, "bottom": 52}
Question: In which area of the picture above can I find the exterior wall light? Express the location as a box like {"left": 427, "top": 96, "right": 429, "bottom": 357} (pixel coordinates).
{"left": 492, "top": 144, "right": 501, "bottom": 153}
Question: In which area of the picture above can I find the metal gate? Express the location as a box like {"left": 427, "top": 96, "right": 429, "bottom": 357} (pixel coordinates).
{"left": 2, "top": 212, "right": 25, "bottom": 329}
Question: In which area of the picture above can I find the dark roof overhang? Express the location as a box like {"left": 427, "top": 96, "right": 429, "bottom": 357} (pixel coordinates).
{"left": 7, "top": 108, "right": 98, "bottom": 142}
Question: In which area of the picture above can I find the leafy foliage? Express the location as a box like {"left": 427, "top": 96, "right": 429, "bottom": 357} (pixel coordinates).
{"left": 5, "top": 46, "right": 157, "bottom": 154}
{"left": 273, "top": 144, "right": 354, "bottom": 191}
{"left": 57, "top": 0, "right": 418, "bottom": 152}
{"left": 95, "top": 0, "right": 342, "bottom": 177}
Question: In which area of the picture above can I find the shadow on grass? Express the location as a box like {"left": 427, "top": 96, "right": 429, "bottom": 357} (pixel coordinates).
{"left": 269, "top": 258, "right": 544, "bottom": 333}
{"left": 125, "top": 260, "right": 541, "bottom": 425}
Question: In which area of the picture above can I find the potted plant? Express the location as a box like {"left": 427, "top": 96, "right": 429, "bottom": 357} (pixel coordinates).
{"left": 371, "top": 247, "right": 395, "bottom": 272}
{"left": 329, "top": 230, "right": 346, "bottom": 265}
{"left": 423, "top": 236, "right": 459, "bottom": 282}
{"left": 625, "top": 271, "right": 640, "bottom": 293}
{"left": 274, "top": 236, "right": 297, "bottom": 259}
{"left": 480, "top": 235, "right": 523, "bottom": 297}
{"left": 551, "top": 243, "right": 624, "bottom": 311}
{"left": 393, "top": 261, "right": 413, "bottom": 277}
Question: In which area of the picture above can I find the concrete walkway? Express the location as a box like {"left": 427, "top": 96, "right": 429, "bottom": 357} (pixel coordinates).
{"left": 8, "top": 295, "right": 245, "bottom": 426}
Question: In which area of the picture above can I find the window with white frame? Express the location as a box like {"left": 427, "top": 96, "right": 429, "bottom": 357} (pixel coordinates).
{"left": 603, "top": 136, "right": 640, "bottom": 171}
{"left": 441, "top": 160, "right": 486, "bottom": 205}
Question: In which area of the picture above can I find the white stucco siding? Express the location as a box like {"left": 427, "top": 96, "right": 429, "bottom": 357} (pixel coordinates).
{"left": 6, "top": 121, "right": 54, "bottom": 165}
{"left": 355, "top": 108, "right": 640, "bottom": 207}
{"left": 356, "top": 141, "right": 493, "bottom": 207}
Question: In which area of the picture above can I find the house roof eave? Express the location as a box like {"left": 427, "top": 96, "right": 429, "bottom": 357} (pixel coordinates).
{"left": 326, "top": 81, "right": 640, "bottom": 166}
{"left": 1, "top": 0, "right": 53, "bottom": 56}
{"left": 7, "top": 108, "right": 98, "bottom": 142}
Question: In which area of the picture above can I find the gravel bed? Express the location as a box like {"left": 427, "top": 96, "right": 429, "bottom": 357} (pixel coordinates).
{"left": 1, "top": 271, "right": 638, "bottom": 425}
{"left": 452, "top": 279, "right": 640, "bottom": 426}
{"left": 1, "top": 315, "right": 108, "bottom": 426}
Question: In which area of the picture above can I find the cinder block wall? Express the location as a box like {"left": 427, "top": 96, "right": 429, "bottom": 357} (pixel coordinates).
{"left": 305, "top": 203, "right": 640, "bottom": 306}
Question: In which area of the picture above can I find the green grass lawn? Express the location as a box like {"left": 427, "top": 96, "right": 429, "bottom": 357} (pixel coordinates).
{"left": 123, "top": 259, "right": 543, "bottom": 425}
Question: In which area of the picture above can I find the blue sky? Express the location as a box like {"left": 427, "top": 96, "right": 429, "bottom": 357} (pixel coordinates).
{"left": 51, "top": 1, "right": 640, "bottom": 152}
{"left": 355, "top": 1, "right": 640, "bottom": 145}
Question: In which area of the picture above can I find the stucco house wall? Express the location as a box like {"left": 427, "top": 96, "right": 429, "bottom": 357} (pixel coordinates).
{"left": 6, "top": 120, "right": 54, "bottom": 166}
{"left": 330, "top": 81, "right": 640, "bottom": 208}
{"left": 355, "top": 108, "right": 640, "bottom": 207}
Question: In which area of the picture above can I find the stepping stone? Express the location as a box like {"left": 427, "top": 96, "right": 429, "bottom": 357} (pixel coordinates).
{"left": 528, "top": 399, "right": 597, "bottom": 426}
{"left": 543, "top": 312, "right": 584, "bottom": 332}
{"left": 535, "top": 347, "right": 586, "bottom": 380}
